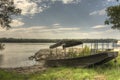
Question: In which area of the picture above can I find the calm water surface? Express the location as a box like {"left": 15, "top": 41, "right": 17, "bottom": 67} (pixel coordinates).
{"left": 0, "top": 43, "right": 53, "bottom": 68}
{"left": 0, "top": 43, "right": 114, "bottom": 68}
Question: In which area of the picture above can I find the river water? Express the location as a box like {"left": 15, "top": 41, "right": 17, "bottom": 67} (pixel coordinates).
{"left": 0, "top": 43, "right": 53, "bottom": 68}
{"left": 0, "top": 43, "right": 114, "bottom": 68}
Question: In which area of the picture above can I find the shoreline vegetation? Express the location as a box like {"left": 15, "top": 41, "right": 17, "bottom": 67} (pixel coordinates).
{"left": 0, "top": 38, "right": 117, "bottom": 43}
{"left": 0, "top": 48, "right": 119, "bottom": 80}
{"left": 0, "top": 57, "right": 120, "bottom": 80}
{"left": 0, "top": 39, "right": 120, "bottom": 80}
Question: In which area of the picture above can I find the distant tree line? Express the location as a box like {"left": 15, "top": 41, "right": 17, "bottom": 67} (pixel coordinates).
{"left": 0, "top": 38, "right": 60, "bottom": 43}
{"left": 0, "top": 38, "right": 118, "bottom": 43}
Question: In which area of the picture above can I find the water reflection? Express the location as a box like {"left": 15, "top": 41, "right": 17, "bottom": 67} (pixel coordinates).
{"left": 0, "top": 43, "right": 5, "bottom": 50}
{"left": 0, "top": 54, "right": 3, "bottom": 66}
{"left": 0, "top": 43, "right": 52, "bottom": 68}
{"left": 0, "top": 43, "right": 5, "bottom": 66}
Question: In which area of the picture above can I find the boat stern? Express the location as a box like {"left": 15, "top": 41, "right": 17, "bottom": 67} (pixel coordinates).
{"left": 107, "top": 52, "right": 118, "bottom": 58}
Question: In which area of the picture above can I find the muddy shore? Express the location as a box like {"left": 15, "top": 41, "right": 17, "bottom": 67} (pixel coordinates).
{"left": 0, "top": 50, "right": 47, "bottom": 74}
{"left": 0, "top": 64, "right": 47, "bottom": 74}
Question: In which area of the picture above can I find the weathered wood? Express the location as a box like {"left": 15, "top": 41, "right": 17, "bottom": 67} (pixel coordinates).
{"left": 63, "top": 40, "right": 83, "bottom": 49}
{"left": 45, "top": 52, "right": 118, "bottom": 67}
{"left": 49, "top": 41, "right": 63, "bottom": 49}
{"left": 46, "top": 40, "right": 118, "bottom": 67}
{"left": 50, "top": 40, "right": 83, "bottom": 49}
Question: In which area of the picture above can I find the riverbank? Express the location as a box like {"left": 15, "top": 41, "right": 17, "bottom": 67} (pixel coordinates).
{"left": 0, "top": 62, "right": 120, "bottom": 80}
{"left": 0, "top": 48, "right": 119, "bottom": 80}
{"left": 0, "top": 57, "right": 119, "bottom": 80}
{"left": 0, "top": 65, "right": 46, "bottom": 74}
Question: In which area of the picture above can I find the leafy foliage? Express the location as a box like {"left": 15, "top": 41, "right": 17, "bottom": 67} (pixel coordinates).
{"left": 105, "top": 4, "right": 120, "bottom": 30}
{"left": 0, "top": 0, "right": 21, "bottom": 29}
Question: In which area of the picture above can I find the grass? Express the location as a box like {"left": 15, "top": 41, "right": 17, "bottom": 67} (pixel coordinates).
{"left": 1, "top": 63, "right": 120, "bottom": 80}
{"left": 0, "top": 70, "right": 28, "bottom": 80}
{"left": 0, "top": 52, "right": 120, "bottom": 80}
{"left": 29, "top": 62, "right": 120, "bottom": 80}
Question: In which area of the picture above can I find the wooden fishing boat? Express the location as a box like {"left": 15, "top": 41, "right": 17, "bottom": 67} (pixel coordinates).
{"left": 45, "top": 52, "right": 118, "bottom": 67}
{"left": 45, "top": 39, "right": 118, "bottom": 67}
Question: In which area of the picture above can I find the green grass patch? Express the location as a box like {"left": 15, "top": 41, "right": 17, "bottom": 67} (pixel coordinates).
{"left": 0, "top": 51, "right": 120, "bottom": 80}
{"left": 0, "top": 70, "right": 28, "bottom": 80}
{"left": 0, "top": 63, "right": 120, "bottom": 80}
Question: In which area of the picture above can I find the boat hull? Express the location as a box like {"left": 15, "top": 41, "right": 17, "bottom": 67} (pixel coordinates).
{"left": 45, "top": 52, "right": 118, "bottom": 67}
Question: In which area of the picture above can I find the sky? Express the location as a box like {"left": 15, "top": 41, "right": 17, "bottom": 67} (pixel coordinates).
{"left": 0, "top": 0, "right": 120, "bottom": 39}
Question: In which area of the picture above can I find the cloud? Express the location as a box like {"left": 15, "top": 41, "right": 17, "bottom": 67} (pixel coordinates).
{"left": 107, "top": 0, "right": 115, "bottom": 2}
{"left": 35, "top": 0, "right": 81, "bottom": 4}
{"left": 14, "top": 0, "right": 44, "bottom": 16}
{"left": 53, "top": 23, "right": 60, "bottom": 26}
{"left": 9, "top": 26, "right": 80, "bottom": 33}
{"left": 0, "top": 26, "right": 81, "bottom": 38}
{"left": 92, "top": 25, "right": 107, "bottom": 29}
{"left": 0, "top": 25, "right": 120, "bottom": 39}
{"left": 89, "top": 8, "right": 106, "bottom": 16}
{"left": 10, "top": 19, "right": 24, "bottom": 27}
{"left": 14, "top": 0, "right": 82, "bottom": 16}
{"left": 105, "top": 29, "right": 115, "bottom": 33}
{"left": 61, "top": 0, "right": 81, "bottom": 4}
{"left": 62, "top": 0, "right": 73, "bottom": 4}
{"left": 57, "top": 27, "right": 79, "bottom": 31}
{"left": 103, "top": 0, "right": 117, "bottom": 6}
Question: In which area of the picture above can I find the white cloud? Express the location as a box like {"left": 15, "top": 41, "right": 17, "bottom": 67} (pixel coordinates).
{"left": 10, "top": 19, "right": 24, "bottom": 27}
{"left": 56, "top": 27, "right": 79, "bottom": 31}
{"left": 14, "top": 0, "right": 44, "bottom": 15}
{"left": 61, "top": 0, "right": 81, "bottom": 4}
{"left": 52, "top": 0, "right": 81, "bottom": 4}
{"left": 89, "top": 8, "right": 106, "bottom": 16}
{"left": 34, "top": 0, "right": 81, "bottom": 4}
{"left": 107, "top": 0, "right": 115, "bottom": 2}
{"left": 105, "top": 29, "right": 115, "bottom": 33}
{"left": 92, "top": 25, "right": 107, "bottom": 29}
{"left": 9, "top": 26, "right": 80, "bottom": 33}
{"left": 53, "top": 23, "right": 60, "bottom": 26}
{"left": 0, "top": 26, "right": 81, "bottom": 39}
{"left": 14, "top": 0, "right": 81, "bottom": 16}
{"left": 0, "top": 25, "right": 119, "bottom": 39}
{"left": 62, "top": 0, "right": 73, "bottom": 4}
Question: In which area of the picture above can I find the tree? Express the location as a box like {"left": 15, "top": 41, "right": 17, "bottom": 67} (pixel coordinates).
{"left": 0, "top": 0, "right": 21, "bottom": 29}
{"left": 105, "top": 0, "right": 120, "bottom": 30}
